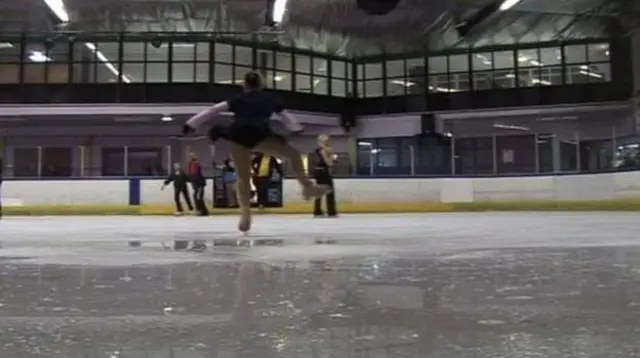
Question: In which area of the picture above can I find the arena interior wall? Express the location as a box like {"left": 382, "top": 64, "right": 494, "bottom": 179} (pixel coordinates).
{"left": 3, "top": 170, "right": 640, "bottom": 215}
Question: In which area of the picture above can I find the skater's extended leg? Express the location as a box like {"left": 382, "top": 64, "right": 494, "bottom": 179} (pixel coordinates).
{"left": 230, "top": 142, "right": 253, "bottom": 232}
{"left": 254, "top": 137, "right": 331, "bottom": 200}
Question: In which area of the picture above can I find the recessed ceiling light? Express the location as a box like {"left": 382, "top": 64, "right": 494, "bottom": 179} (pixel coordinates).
{"left": 161, "top": 115, "right": 173, "bottom": 122}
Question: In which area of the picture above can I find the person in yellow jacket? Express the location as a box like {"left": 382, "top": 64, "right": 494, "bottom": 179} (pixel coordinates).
{"left": 251, "top": 152, "right": 283, "bottom": 211}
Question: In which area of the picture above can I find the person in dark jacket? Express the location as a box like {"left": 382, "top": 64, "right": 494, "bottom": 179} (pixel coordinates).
{"left": 311, "top": 134, "right": 338, "bottom": 217}
{"left": 188, "top": 153, "right": 209, "bottom": 216}
{"left": 251, "top": 152, "right": 283, "bottom": 211}
{"left": 161, "top": 162, "right": 194, "bottom": 216}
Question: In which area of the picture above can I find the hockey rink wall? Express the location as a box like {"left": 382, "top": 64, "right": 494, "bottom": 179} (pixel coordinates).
{"left": 3, "top": 170, "right": 640, "bottom": 215}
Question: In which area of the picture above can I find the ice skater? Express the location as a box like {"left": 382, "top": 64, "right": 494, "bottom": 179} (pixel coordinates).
{"left": 182, "top": 71, "right": 331, "bottom": 233}
{"left": 161, "top": 162, "right": 194, "bottom": 216}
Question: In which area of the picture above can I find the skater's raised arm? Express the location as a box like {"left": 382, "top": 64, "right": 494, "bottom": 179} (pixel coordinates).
{"left": 184, "top": 101, "right": 229, "bottom": 132}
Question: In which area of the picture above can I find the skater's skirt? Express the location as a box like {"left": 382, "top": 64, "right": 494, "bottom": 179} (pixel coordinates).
{"left": 208, "top": 121, "right": 287, "bottom": 149}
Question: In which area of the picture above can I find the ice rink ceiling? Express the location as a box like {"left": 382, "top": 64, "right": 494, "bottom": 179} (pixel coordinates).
{"left": 0, "top": 0, "right": 633, "bottom": 55}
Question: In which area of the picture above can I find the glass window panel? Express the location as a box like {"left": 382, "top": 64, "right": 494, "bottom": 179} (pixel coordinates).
{"left": 274, "top": 72, "right": 291, "bottom": 91}
{"left": 0, "top": 64, "right": 19, "bottom": 83}
{"left": 97, "top": 62, "right": 120, "bottom": 83}
{"left": 146, "top": 62, "right": 168, "bottom": 82}
{"left": 493, "top": 51, "right": 514, "bottom": 69}
{"left": 587, "top": 43, "right": 609, "bottom": 62}
{"left": 364, "top": 62, "right": 382, "bottom": 79}
{"left": 313, "top": 77, "right": 328, "bottom": 95}
{"left": 399, "top": 138, "right": 416, "bottom": 167}
{"left": 356, "top": 140, "right": 372, "bottom": 174}
{"left": 448, "top": 54, "right": 467, "bottom": 73}
{"left": 493, "top": 69, "right": 516, "bottom": 89}
{"left": 214, "top": 63, "right": 234, "bottom": 84}
{"left": 566, "top": 64, "right": 589, "bottom": 84}
{"left": 13, "top": 148, "right": 39, "bottom": 177}
{"left": 146, "top": 43, "right": 168, "bottom": 61}
{"left": 385, "top": 59, "right": 404, "bottom": 78}
{"left": 123, "top": 42, "right": 145, "bottom": 61}
{"left": 47, "top": 40, "right": 70, "bottom": 63}
{"left": 195, "top": 63, "right": 209, "bottom": 82}
{"left": 331, "top": 60, "right": 346, "bottom": 78}
{"left": 88, "top": 42, "right": 119, "bottom": 64}
{"left": 313, "top": 57, "right": 328, "bottom": 76}
{"left": 331, "top": 78, "right": 346, "bottom": 97}
{"left": 42, "top": 147, "right": 72, "bottom": 177}
{"left": 406, "top": 57, "right": 425, "bottom": 76}
{"left": 214, "top": 42, "right": 233, "bottom": 63}
{"left": 472, "top": 52, "right": 492, "bottom": 71}
{"left": 72, "top": 62, "right": 92, "bottom": 83}
{"left": 122, "top": 63, "right": 144, "bottom": 82}
{"left": 127, "top": 147, "right": 164, "bottom": 176}
{"left": 574, "top": 63, "right": 609, "bottom": 82}
{"left": 235, "top": 65, "right": 253, "bottom": 83}
{"left": 564, "top": 44, "right": 587, "bottom": 63}
{"left": 365, "top": 80, "right": 383, "bottom": 97}
{"left": 234, "top": 45, "right": 252, "bottom": 66}
{"left": 428, "top": 56, "right": 447, "bottom": 74}
{"left": 387, "top": 78, "right": 408, "bottom": 96}
{"left": 590, "top": 62, "right": 610, "bottom": 81}
{"left": 295, "top": 54, "right": 311, "bottom": 74}
{"left": 539, "top": 47, "right": 561, "bottom": 66}
{"left": 172, "top": 62, "right": 194, "bottom": 82}
{"left": 537, "top": 66, "right": 562, "bottom": 85}
{"left": 195, "top": 42, "right": 210, "bottom": 61}
{"left": 357, "top": 63, "right": 364, "bottom": 79}
{"left": 472, "top": 71, "right": 493, "bottom": 90}
{"left": 257, "top": 50, "right": 274, "bottom": 69}
{"left": 517, "top": 48, "right": 539, "bottom": 67}
{"left": 295, "top": 73, "right": 311, "bottom": 92}
{"left": 172, "top": 42, "right": 195, "bottom": 61}
{"left": 347, "top": 61, "right": 353, "bottom": 79}
{"left": 22, "top": 64, "right": 46, "bottom": 84}
{"left": 517, "top": 67, "right": 539, "bottom": 87}
{"left": 375, "top": 139, "right": 398, "bottom": 168}
{"left": 275, "top": 51, "right": 291, "bottom": 71}
{"left": 0, "top": 41, "right": 21, "bottom": 63}
{"left": 357, "top": 80, "right": 365, "bottom": 97}
{"left": 448, "top": 72, "right": 469, "bottom": 92}
{"left": 101, "top": 147, "right": 125, "bottom": 176}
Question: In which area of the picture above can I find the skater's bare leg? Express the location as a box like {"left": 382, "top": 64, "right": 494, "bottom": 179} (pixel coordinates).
{"left": 230, "top": 142, "right": 252, "bottom": 232}
{"left": 254, "top": 137, "right": 331, "bottom": 200}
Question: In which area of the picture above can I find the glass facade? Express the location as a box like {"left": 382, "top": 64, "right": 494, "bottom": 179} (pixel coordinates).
{"left": 0, "top": 34, "right": 612, "bottom": 98}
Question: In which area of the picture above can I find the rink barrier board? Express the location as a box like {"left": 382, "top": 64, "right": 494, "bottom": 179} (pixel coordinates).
{"left": 5, "top": 199, "right": 640, "bottom": 216}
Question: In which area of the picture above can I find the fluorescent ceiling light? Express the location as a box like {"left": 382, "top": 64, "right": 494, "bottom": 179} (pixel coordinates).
{"left": 85, "top": 43, "right": 131, "bottom": 83}
{"left": 272, "top": 0, "right": 289, "bottom": 23}
{"left": 429, "top": 86, "right": 459, "bottom": 93}
{"left": 0, "top": 43, "right": 13, "bottom": 49}
{"left": 358, "top": 141, "right": 372, "bottom": 146}
{"left": 391, "top": 80, "right": 415, "bottom": 87}
{"left": 499, "top": 0, "right": 523, "bottom": 11}
{"left": 529, "top": 60, "right": 543, "bottom": 66}
{"left": 161, "top": 115, "right": 173, "bottom": 122}
{"left": 42, "top": 0, "right": 69, "bottom": 22}
{"left": 29, "top": 51, "right": 51, "bottom": 63}
{"left": 273, "top": 75, "right": 284, "bottom": 81}
{"left": 531, "top": 78, "right": 551, "bottom": 85}
{"left": 579, "top": 70, "right": 602, "bottom": 78}
{"left": 493, "top": 123, "right": 530, "bottom": 131}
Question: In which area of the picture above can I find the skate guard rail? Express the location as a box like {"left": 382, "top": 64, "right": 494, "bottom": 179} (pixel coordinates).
{"left": 2, "top": 170, "right": 640, "bottom": 214}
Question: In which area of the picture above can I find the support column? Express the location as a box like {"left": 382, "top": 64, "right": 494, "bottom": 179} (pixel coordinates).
{"left": 551, "top": 134, "right": 561, "bottom": 173}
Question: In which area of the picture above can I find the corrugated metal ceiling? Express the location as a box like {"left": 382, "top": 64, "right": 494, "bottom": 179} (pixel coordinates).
{"left": 0, "top": 0, "right": 635, "bottom": 55}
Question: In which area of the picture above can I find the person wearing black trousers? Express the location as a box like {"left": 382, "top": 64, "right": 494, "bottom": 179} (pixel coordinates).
{"left": 312, "top": 134, "right": 338, "bottom": 217}
{"left": 251, "top": 152, "right": 283, "bottom": 211}
{"left": 188, "top": 153, "right": 209, "bottom": 216}
{"left": 161, "top": 162, "right": 194, "bottom": 216}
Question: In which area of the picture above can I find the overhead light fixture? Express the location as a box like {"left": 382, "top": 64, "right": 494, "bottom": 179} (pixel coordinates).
{"left": 265, "top": 0, "right": 289, "bottom": 26}
{"left": 358, "top": 141, "right": 373, "bottom": 146}
{"left": 273, "top": 75, "right": 284, "bottom": 81}
{"left": 579, "top": 70, "right": 603, "bottom": 78}
{"left": 493, "top": 123, "right": 530, "bottom": 131}
{"left": 161, "top": 115, "right": 173, "bottom": 122}
{"left": 84, "top": 43, "right": 131, "bottom": 83}
{"left": 0, "top": 43, "right": 13, "bottom": 49}
{"left": 529, "top": 60, "right": 543, "bottom": 66}
{"left": 428, "top": 85, "right": 459, "bottom": 93}
{"left": 531, "top": 78, "right": 551, "bottom": 85}
{"left": 42, "top": 0, "right": 69, "bottom": 22}
{"left": 499, "top": 0, "right": 523, "bottom": 11}
{"left": 391, "top": 80, "right": 416, "bottom": 87}
{"left": 29, "top": 51, "right": 51, "bottom": 63}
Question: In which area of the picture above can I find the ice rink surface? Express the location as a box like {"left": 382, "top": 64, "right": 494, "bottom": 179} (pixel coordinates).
{"left": 1, "top": 213, "right": 640, "bottom": 357}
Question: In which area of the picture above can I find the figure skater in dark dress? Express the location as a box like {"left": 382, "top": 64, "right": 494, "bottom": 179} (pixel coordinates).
{"left": 182, "top": 71, "right": 331, "bottom": 233}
